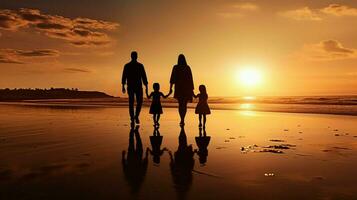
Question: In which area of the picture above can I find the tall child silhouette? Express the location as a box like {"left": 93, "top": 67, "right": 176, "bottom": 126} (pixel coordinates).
{"left": 146, "top": 83, "right": 170, "bottom": 127}
{"left": 194, "top": 85, "right": 211, "bottom": 128}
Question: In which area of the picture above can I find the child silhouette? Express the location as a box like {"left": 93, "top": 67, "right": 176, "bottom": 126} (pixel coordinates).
{"left": 146, "top": 83, "right": 169, "bottom": 127}
{"left": 194, "top": 85, "right": 211, "bottom": 128}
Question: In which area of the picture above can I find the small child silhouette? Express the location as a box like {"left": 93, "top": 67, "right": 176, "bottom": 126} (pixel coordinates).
{"left": 146, "top": 83, "right": 169, "bottom": 127}
{"left": 194, "top": 85, "right": 211, "bottom": 128}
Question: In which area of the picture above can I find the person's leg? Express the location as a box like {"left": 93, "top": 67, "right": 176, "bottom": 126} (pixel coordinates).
{"left": 157, "top": 114, "right": 160, "bottom": 126}
{"left": 128, "top": 89, "right": 135, "bottom": 122}
{"left": 199, "top": 114, "right": 202, "bottom": 127}
{"left": 178, "top": 99, "right": 188, "bottom": 125}
{"left": 203, "top": 114, "right": 207, "bottom": 128}
{"left": 134, "top": 127, "right": 143, "bottom": 158}
{"left": 135, "top": 88, "right": 143, "bottom": 123}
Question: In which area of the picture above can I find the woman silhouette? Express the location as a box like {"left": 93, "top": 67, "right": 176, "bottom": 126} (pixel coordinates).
{"left": 169, "top": 54, "right": 194, "bottom": 126}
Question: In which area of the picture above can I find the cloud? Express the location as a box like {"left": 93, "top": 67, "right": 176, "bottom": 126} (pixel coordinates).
{"left": 0, "top": 55, "right": 24, "bottom": 64}
{"left": 0, "top": 9, "right": 28, "bottom": 30}
{"left": 0, "top": 8, "right": 119, "bottom": 47}
{"left": 279, "top": 7, "right": 322, "bottom": 21}
{"left": 233, "top": 2, "right": 259, "bottom": 11}
{"left": 0, "top": 48, "right": 59, "bottom": 64}
{"left": 295, "top": 40, "right": 356, "bottom": 61}
{"left": 64, "top": 67, "right": 91, "bottom": 73}
{"left": 13, "top": 49, "right": 59, "bottom": 57}
{"left": 217, "top": 2, "right": 259, "bottom": 18}
{"left": 321, "top": 4, "right": 357, "bottom": 16}
{"left": 280, "top": 4, "right": 357, "bottom": 21}
{"left": 321, "top": 40, "right": 354, "bottom": 54}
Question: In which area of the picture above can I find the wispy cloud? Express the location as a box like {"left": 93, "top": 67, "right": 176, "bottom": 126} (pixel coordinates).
{"left": 233, "top": 2, "right": 259, "bottom": 11}
{"left": 0, "top": 8, "right": 119, "bottom": 47}
{"left": 279, "top": 7, "right": 322, "bottom": 21}
{"left": 280, "top": 4, "right": 357, "bottom": 21}
{"left": 217, "top": 2, "right": 259, "bottom": 18}
{"left": 0, "top": 48, "right": 59, "bottom": 64}
{"left": 64, "top": 67, "right": 91, "bottom": 73}
{"left": 321, "top": 4, "right": 357, "bottom": 16}
{"left": 294, "top": 40, "right": 357, "bottom": 61}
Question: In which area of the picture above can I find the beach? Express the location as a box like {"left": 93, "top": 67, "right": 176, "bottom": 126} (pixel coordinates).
{"left": 1, "top": 103, "right": 357, "bottom": 200}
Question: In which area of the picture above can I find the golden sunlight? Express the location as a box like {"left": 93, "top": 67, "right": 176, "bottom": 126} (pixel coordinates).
{"left": 237, "top": 68, "right": 262, "bottom": 87}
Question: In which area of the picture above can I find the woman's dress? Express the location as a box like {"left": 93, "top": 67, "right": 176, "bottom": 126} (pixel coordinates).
{"left": 149, "top": 92, "right": 163, "bottom": 114}
{"left": 195, "top": 93, "right": 211, "bottom": 114}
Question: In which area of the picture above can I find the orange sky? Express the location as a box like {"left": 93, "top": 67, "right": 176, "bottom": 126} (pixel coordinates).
{"left": 1, "top": 0, "right": 357, "bottom": 96}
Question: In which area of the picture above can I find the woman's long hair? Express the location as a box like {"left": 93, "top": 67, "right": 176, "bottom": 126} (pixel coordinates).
{"left": 177, "top": 54, "right": 187, "bottom": 66}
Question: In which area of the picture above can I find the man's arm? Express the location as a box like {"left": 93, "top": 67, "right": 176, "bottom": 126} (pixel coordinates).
{"left": 140, "top": 64, "right": 148, "bottom": 96}
{"left": 141, "top": 64, "right": 148, "bottom": 87}
{"left": 121, "top": 65, "right": 127, "bottom": 94}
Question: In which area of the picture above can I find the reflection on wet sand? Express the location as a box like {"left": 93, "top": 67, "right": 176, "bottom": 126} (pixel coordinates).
{"left": 121, "top": 125, "right": 211, "bottom": 199}
{"left": 169, "top": 126, "right": 195, "bottom": 200}
{"left": 194, "top": 128, "right": 211, "bottom": 165}
{"left": 148, "top": 127, "right": 168, "bottom": 164}
{"left": 2, "top": 105, "right": 357, "bottom": 200}
{"left": 122, "top": 126, "right": 148, "bottom": 194}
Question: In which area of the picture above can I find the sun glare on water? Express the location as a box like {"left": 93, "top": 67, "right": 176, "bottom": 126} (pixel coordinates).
{"left": 237, "top": 68, "right": 262, "bottom": 87}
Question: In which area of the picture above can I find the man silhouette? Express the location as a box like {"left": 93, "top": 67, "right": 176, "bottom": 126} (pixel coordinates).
{"left": 122, "top": 51, "right": 148, "bottom": 124}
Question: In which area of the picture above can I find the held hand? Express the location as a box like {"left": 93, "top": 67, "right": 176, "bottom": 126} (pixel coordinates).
{"left": 122, "top": 85, "right": 126, "bottom": 94}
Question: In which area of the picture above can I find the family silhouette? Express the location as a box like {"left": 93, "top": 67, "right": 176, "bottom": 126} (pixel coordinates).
{"left": 121, "top": 51, "right": 210, "bottom": 128}
{"left": 121, "top": 51, "right": 213, "bottom": 198}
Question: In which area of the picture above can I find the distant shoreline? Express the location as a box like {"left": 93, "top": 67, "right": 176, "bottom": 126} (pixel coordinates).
{"left": 1, "top": 97, "right": 357, "bottom": 116}
{"left": 0, "top": 88, "right": 112, "bottom": 101}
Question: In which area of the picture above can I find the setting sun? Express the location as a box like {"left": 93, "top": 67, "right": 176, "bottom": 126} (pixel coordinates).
{"left": 238, "top": 68, "right": 262, "bottom": 87}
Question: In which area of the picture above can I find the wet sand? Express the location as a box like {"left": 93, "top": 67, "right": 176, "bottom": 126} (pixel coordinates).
{"left": 1, "top": 104, "right": 357, "bottom": 200}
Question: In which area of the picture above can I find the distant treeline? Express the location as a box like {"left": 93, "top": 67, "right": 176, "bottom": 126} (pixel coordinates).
{"left": 0, "top": 88, "right": 112, "bottom": 101}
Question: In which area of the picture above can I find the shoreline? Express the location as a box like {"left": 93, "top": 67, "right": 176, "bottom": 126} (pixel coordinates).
{"left": 1, "top": 100, "right": 357, "bottom": 117}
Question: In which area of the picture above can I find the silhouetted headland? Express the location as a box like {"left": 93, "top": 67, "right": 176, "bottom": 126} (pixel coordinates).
{"left": 0, "top": 88, "right": 112, "bottom": 101}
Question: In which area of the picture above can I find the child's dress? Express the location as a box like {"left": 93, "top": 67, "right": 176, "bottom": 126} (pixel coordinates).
{"left": 195, "top": 93, "right": 211, "bottom": 114}
{"left": 149, "top": 91, "right": 163, "bottom": 114}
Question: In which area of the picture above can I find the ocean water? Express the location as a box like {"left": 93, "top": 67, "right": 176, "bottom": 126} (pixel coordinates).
{"left": 4, "top": 95, "right": 357, "bottom": 116}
